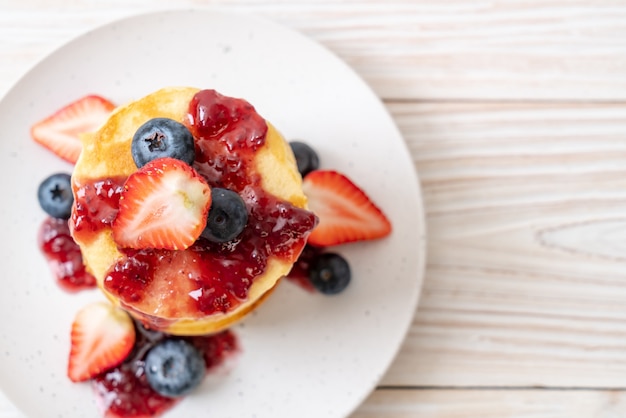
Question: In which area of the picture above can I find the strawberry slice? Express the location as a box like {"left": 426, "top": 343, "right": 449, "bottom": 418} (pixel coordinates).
{"left": 112, "top": 158, "right": 212, "bottom": 250}
{"left": 31, "top": 95, "right": 115, "bottom": 164}
{"left": 303, "top": 170, "right": 391, "bottom": 246}
{"left": 68, "top": 301, "right": 136, "bottom": 382}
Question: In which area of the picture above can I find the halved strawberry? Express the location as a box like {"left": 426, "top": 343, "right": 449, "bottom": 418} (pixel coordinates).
{"left": 112, "top": 158, "right": 212, "bottom": 250}
{"left": 31, "top": 94, "right": 115, "bottom": 164}
{"left": 303, "top": 170, "right": 392, "bottom": 246}
{"left": 68, "top": 301, "right": 135, "bottom": 382}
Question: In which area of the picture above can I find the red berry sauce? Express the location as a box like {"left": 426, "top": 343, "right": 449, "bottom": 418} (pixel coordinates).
{"left": 93, "top": 323, "right": 238, "bottom": 418}
{"left": 187, "top": 89, "right": 266, "bottom": 190}
{"left": 71, "top": 177, "right": 126, "bottom": 242}
{"left": 38, "top": 217, "right": 96, "bottom": 292}
{"left": 89, "top": 89, "right": 317, "bottom": 317}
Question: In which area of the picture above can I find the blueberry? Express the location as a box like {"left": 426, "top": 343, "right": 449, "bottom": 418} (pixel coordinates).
{"left": 289, "top": 141, "right": 319, "bottom": 177}
{"left": 37, "top": 173, "right": 74, "bottom": 219}
{"left": 131, "top": 118, "right": 195, "bottom": 167}
{"left": 308, "top": 252, "right": 351, "bottom": 295}
{"left": 144, "top": 339, "right": 206, "bottom": 398}
{"left": 201, "top": 188, "right": 248, "bottom": 243}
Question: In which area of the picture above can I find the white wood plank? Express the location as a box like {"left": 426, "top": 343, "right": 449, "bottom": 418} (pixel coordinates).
{"left": 2, "top": 1, "right": 626, "bottom": 415}
{"left": 3, "top": 386, "right": 625, "bottom": 418}
{"left": 1, "top": 0, "right": 626, "bottom": 100}
{"left": 352, "top": 389, "right": 626, "bottom": 418}
{"left": 381, "top": 102, "right": 626, "bottom": 387}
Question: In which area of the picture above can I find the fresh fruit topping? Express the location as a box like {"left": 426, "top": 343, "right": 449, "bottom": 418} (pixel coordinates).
{"left": 289, "top": 141, "right": 320, "bottom": 177}
{"left": 37, "top": 172, "right": 74, "bottom": 219}
{"left": 302, "top": 170, "right": 392, "bottom": 246}
{"left": 67, "top": 301, "right": 136, "bottom": 382}
{"left": 112, "top": 158, "right": 212, "bottom": 250}
{"left": 131, "top": 117, "right": 196, "bottom": 168}
{"left": 38, "top": 217, "right": 96, "bottom": 292}
{"left": 144, "top": 339, "right": 206, "bottom": 398}
{"left": 308, "top": 252, "right": 351, "bottom": 294}
{"left": 201, "top": 188, "right": 248, "bottom": 243}
{"left": 31, "top": 95, "right": 115, "bottom": 164}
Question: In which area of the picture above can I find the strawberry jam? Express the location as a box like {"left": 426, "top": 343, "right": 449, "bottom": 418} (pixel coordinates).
{"left": 93, "top": 323, "right": 238, "bottom": 417}
{"left": 71, "top": 177, "right": 126, "bottom": 243}
{"left": 38, "top": 217, "right": 96, "bottom": 292}
{"left": 73, "top": 89, "right": 317, "bottom": 318}
{"left": 186, "top": 89, "right": 267, "bottom": 190}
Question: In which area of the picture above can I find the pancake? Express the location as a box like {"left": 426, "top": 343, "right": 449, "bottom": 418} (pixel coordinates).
{"left": 70, "top": 87, "right": 316, "bottom": 335}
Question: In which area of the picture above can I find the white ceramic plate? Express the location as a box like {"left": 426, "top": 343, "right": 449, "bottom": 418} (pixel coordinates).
{"left": 0, "top": 9, "right": 425, "bottom": 418}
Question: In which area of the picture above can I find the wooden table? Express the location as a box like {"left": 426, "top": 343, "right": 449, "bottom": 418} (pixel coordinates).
{"left": 2, "top": 1, "right": 626, "bottom": 416}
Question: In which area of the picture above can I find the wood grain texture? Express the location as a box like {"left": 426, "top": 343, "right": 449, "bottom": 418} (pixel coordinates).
{"left": 2, "top": 0, "right": 626, "bottom": 416}
{"left": 381, "top": 101, "right": 626, "bottom": 387}
{"left": 352, "top": 389, "right": 626, "bottom": 418}
{"left": 1, "top": 0, "right": 626, "bottom": 100}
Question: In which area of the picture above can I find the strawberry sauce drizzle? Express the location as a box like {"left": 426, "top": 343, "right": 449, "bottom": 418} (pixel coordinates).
{"left": 71, "top": 177, "right": 126, "bottom": 242}
{"left": 71, "top": 90, "right": 317, "bottom": 317}
{"left": 38, "top": 217, "right": 96, "bottom": 292}
{"left": 93, "top": 324, "right": 238, "bottom": 418}
{"left": 187, "top": 89, "right": 267, "bottom": 190}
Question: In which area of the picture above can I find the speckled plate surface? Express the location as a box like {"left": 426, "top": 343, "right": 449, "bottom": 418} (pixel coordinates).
{"left": 0, "top": 9, "right": 425, "bottom": 418}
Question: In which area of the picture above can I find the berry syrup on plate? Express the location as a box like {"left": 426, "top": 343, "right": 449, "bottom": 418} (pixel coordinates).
{"left": 93, "top": 324, "right": 238, "bottom": 418}
{"left": 38, "top": 217, "right": 96, "bottom": 292}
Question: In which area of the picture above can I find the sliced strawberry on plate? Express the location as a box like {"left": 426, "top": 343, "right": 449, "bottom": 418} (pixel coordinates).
{"left": 303, "top": 169, "right": 392, "bottom": 247}
{"left": 112, "top": 158, "right": 212, "bottom": 250}
{"left": 68, "top": 301, "right": 136, "bottom": 382}
{"left": 31, "top": 94, "right": 115, "bottom": 164}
